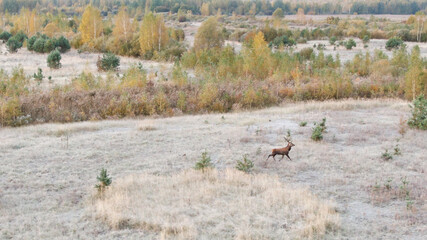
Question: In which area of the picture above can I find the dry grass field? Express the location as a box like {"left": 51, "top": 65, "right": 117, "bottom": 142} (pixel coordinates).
{"left": 0, "top": 99, "right": 426, "bottom": 239}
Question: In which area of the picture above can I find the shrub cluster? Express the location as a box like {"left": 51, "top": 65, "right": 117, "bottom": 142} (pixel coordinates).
{"left": 28, "top": 34, "right": 71, "bottom": 53}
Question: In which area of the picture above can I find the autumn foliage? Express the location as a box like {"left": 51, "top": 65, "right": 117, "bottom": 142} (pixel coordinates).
{"left": 79, "top": 5, "right": 103, "bottom": 47}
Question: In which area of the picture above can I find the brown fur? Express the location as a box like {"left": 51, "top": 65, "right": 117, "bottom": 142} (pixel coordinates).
{"left": 266, "top": 141, "right": 295, "bottom": 161}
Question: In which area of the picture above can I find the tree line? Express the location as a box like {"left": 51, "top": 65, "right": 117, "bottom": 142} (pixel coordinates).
{"left": 1, "top": 0, "right": 426, "bottom": 15}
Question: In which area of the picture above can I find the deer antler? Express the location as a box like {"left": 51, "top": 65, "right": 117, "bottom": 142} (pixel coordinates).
{"left": 284, "top": 137, "right": 291, "bottom": 143}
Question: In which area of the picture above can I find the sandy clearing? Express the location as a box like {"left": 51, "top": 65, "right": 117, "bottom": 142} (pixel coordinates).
{"left": 0, "top": 44, "right": 173, "bottom": 88}
{"left": 294, "top": 39, "right": 427, "bottom": 63}
{"left": 258, "top": 14, "right": 412, "bottom": 22}
{"left": 0, "top": 99, "right": 425, "bottom": 239}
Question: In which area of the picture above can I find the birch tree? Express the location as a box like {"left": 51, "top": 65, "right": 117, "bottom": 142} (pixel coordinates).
{"left": 79, "top": 5, "right": 103, "bottom": 45}
{"left": 139, "top": 12, "right": 168, "bottom": 56}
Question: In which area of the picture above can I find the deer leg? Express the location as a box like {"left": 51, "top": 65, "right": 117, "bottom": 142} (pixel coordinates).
{"left": 286, "top": 154, "right": 292, "bottom": 161}
{"left": 279, "top": 154, "right": 285, "bottom": 161}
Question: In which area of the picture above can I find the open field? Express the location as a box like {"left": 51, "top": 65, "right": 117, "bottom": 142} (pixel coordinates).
{"left": 0, "top": 43, "right": 173, "bottom": 88}
{"left": 0, "top": 99, "right": 425, "bottom": 239}
{"left": 295, "top": 39, "right": 427, "bottom": 62}
{"left": 258, "top": 14, "right": 413, "bottom": 22}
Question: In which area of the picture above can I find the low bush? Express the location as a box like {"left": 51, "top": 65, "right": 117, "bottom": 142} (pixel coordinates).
{"left": 44, "top": 39, "right": 56, "bottom": 53}
{"left": 33, "top": 68, "right": 44, "bottom": 84}
{"left": 56, "top": 36, "right": 71, "bottom": 53}
{"left": 299, "top": 47, "right": 314, "bottom": 60}
{"left": 268, "top": 35, "right": 295, "bottom": 48}
{"left": 235, "top": 154, "right": 254, "bottom": 173}
{"left": 97, "top": 53, "right": 120, "bottom": 71}
{"left": 13, "top": 32, "right": 27, "bottom": 43}
{"left": 27, "top": 35, "right": 37, "bottom": 51}
{"left": 329, "top": 36, "right": 337, "bottom": 45}
{"left": 0, "top": 31, "right": 12, "bottom": 41}
{"left": 6, "top": 38, "right": 22, "bottom": 53}
{"left": 345, "top": 39, "right": 356, "bottom": 50}
{"left": 33, "top": 38, "right": 46, "bottom": 53}
{"left": 386, "top": 37, "right": 404, "bottom": 50}
{"left": 362, "top": 35, "right": 370, "bottom": 44}
{"left": 311, "top": 118, "right": 327, "bottom": 141}
{"left": 47, "top": 49, "right": 62, "bottom": 69}
{"left": 381, "top": 149, "right": 393, "bottom": 161}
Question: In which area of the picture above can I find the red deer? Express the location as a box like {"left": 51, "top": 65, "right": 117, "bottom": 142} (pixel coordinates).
{"left": 266, "top": 137, "right": 295, "bottom": 161}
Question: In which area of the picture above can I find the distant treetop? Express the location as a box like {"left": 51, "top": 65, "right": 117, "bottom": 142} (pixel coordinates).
{"left": 0, "top": 0, "right": 426, "bottom": 15}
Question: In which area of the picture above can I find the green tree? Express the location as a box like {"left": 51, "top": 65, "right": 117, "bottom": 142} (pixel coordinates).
{"left": 47, "top": 49, "right": 61, "bottom": 69}
{"left": 43, "top": 38, "right": 56, "bottom": 53}
{"left": 272, "top": 8, "right": 284, "bottom": 19}
{"left": 96, "top": 53, "right": 120, "bottom": 71}
{"left": 345, "top": 39, "right": 356, "bottom": 50}
{"left": 27, "top": 35, "right": 37, "bottom": 51}
{"left": 6, "top": 37, "right": 22, "bottom": 53}
{"left": 408, "top": 95, "right": 427, "bottom": 130}
{"left": 33, "top": 37, "right": 46, "bottom": 53}
{"left": 386, "top": 37, "right": 404, "bottom": 50}
{"left": 0, "top": 31, "right": 12, "bottom": 41}
{"left": 56, "top": 36, "right": 71, "bottom": 53}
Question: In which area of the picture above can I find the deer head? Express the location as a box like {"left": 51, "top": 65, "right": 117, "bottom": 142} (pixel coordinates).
{"left": 284, "top": 137, "right": 295, "bottom": 147}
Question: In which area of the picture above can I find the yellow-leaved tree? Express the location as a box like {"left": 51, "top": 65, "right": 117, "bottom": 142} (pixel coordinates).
{"left": 15, "top": 9, "right": 40, "bottom": 36}
{"left": 113, "top": 6, "right": 133, "bottom": 42}
{"left": 405, "top": 46, "right": 425, "bottom": 100}
{"left": 44, "top": 22, "right": 60, "bottom": 38}
{"left": 201, "top": 2, "right": 210, "bottom": 16}
{"left": 79, "top": 5, "right": 103, "bottom": 45}
{"left": 29, "top": 10, "right": 41, "bottom": 36}
{"left": 193, "top": 17, "right": 223, "bottom": 52}
{"left": 139, "top": 12, "right": 169, "bottom": 57}
{"left": 243, "top": 31, "right": 272, "bottom": 79}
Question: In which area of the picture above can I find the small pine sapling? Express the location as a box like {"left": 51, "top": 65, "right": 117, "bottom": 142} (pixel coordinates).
{"left": 235, "top": 154, "right": 254, "bottom": 173}
{"left": 311, "top": 118, "right": 327, "bottom": 141}
{"left": 381, "top": 149, "right": 393, "bottom": 161}
{"left": 95, "top": 168, "right": 112, "bottom": 193}
{"left": 195, "top": 151, "right": 213, "bottom": 172}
